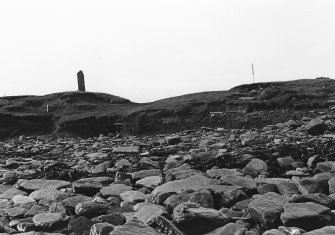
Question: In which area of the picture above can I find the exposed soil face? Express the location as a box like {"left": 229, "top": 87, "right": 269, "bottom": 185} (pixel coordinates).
{"left": 0, "top": 78, "right": 335, "bottom": 139}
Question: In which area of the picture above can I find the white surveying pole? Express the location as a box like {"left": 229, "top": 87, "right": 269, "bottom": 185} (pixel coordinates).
{"left": 252, "top": 63, "right": 255, "bottom": 83}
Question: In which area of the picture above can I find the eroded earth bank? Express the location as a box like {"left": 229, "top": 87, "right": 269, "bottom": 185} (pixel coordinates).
{"left": 0, "top": 113, "right": 335, "bottom": 234}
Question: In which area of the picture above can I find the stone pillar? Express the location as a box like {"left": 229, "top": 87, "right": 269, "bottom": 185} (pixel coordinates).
{"left": 77, "top": 70, "right": 86, "bottom": 91}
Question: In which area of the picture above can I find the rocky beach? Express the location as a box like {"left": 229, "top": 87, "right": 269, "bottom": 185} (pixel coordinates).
{"left": 1, "top": 79, "right": 335, "bottom": 234}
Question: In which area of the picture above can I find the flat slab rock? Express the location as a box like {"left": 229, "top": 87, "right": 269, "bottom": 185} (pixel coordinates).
{"left": 204, "top": 222, "right": 246, "bottom": 235}
{"left": 303, "top": 226, "right": 335, "bottom": 235}
{"left": 130, "top": 169, "right": 162, "bottom": 180}
{"left": 281, "top": 202, "right": 330, "bottom": 230}
{"left": 73, "top": 177, "right": 112, "bottom": 196}
{"left": 136, "top": 176, "right": 163, "bottom": 189}
{"left": 173, "top": 202, "right": 225, "bottom": 224}
{"left": 248, "top": 192, "right": 287, "bottom": 228}
{"left": 120, "top": 190, "right": 146, "bottom": 203}
{"left": 148, "top": 174, "right": 213, "bottom": 203}
{"left": 113, "top": 146, "right": 140, "bottom": 154}
{"left": 0, "top": 188, "right": 27, "bottom": 199}
{"left": 62, "top": 195, "right": 93, "bottom": 209}
{"left": 33, "top": 212, "right": 66, "bottom": 228}
{"left": 206, "top": 168, "right": 243, "bottom": 179}
{"left": 18, "top": 179, "right": 71, "bottom": 191}
{"left": 110, "top": 218, "right": 163, "bottom": 235}
{"left": 29, "top": 189, "right": 67, "bottom": 202}
{"left": 133, "top": 204, "right": 166, "bottom": 224}
{"left": 220, "top": 175, "right": 257, "bottom": 190}
{"left": 100, "top": 184, "right": 133, "bottom": 197}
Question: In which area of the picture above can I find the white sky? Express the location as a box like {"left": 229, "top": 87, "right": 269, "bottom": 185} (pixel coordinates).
{"left": 1, "top": 0, "right": 335, "bottom": 102}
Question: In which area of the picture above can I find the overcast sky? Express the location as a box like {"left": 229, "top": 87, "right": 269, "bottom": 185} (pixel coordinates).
{"left": 1, "top": 0, "right": 334, "bottom": 102}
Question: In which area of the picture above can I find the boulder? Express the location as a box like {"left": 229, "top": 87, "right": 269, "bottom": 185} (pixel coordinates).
{"left": 281, "top": 202, "right": 331, "bottom": 230}
{"left": 306, "top": 119, "right": 326, "bottom": 135}
{"left": 296, "top": 178, "right": 329, "bottom": 195}
{"left": 90, "top": 222, "right": 114, "bottom": 235}
{"left": 173, "top": 202, "right": 228, "bottom": 234}
{"left": 243, "top": 158, "right": 268, "bottom": 177}
{"left": 247, "top": 192, "right": 286, "bottom": 228}
{"left": 148, "top": 174, "right": 212, "bottom": 204}
{"left": 75, "top": 201, "right": 108, "bottom": 217}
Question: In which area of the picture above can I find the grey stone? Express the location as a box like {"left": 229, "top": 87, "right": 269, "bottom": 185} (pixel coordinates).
{"left": 289, "top": 193, "right": 335, "bottom": 209}
{"left": 206, "top": 168, "right": 243, "bottom": 179}
{"left": 110, "top": 218, "right": 162, "bottom": 235}
{"left": 148, "top": 174, "right": 212, "bottom": 204}
{"left": 62, "top": 195, "right": 92, "bottom": 210}
{"left": 33, "top": 212, "right": 66, "bottom": 229}
{"left": 306, "top": 119, "right": 326, "bottom": 135}
{"left": 29, "top": 189, "right": 66, "bottom": 202}
{"left": 303, "top": 226, "right": 335, "bottom": 235}
{"left": 12, "top": 195, "right": 36, "bottom": 206}
{"left": 296, "top": 178, "right": 329, "bottom": 195}
{"left": 73, "top": 177, "right": 111, "bottom": 196}
{"left": 68, "top": 216, "right": 94, "bottom": 235}
{"left": 136, "top": 176, "right": 162, "bottom": 189}
{"left": 113, "top": 146, "right": 140, "bottom": 154}
{"left": 316, "top": 161, "right": 334, "bottom": 172}
{"left": 247, "top": 192, "right": 286, "bottom": 228}
{"left": 130, "top": 169, "right": 162, "bottom": 180}
{"left": 277, "top": 157, "right": 294, "bottom": 170}
{"left": 281, "top": 202, "right": 331, "bottom": 230}
{"left": 204, "top": 222, "right": 246, "bottom": 235}
{"left": 243, "top": 158, "right": 268, "bottom": 177}
{"left": 75, "top": 201, "right": 108, "bottom": 217}
{"left": 165, "top": 136, "right": 182, "bottom": 145}
{"left": 120, "top": 191, "right": 146, "bottom": 203}
{"left": 18, "top": 179, "right": 70, "bottom": 191}
{"left": 89, "top": 222, "right": 114, "bottom": 235}
{"left": 100, "top": 184, "right": 132, "bottom": 197}
{"left": 92, "top": 213, "right": 126, "bottom": 226}
{"left": 133, "top": 204, "right": 166, "bottom": 224}
{"left": 0, "top": 188, "right": 27, "bottom": 200}
{"left": 276, "top": 180, "right": 300, "bottom": 198}
{"left": 220, "top": 175, "right": 257, "bottom": 190}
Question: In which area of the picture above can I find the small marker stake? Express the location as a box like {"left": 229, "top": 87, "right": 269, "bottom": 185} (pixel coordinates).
{"left": 252, "top": 63, "right": 255, "bottom": 83}
{"left": 46, "top": 105, "right": 49, "bottom": 113}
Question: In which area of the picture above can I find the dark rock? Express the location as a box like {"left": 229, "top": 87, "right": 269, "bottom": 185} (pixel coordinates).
{"left": 280, "top": 202, "right": 331, "bottom": 230}
{"left": 68, "top": 216, "right": 95, "bottom": 235}
{"left": 92, "top": 213, "right": 126, "bottom": 226}
{"left": 306, "top": 119, "right": 326, "bottom": 135}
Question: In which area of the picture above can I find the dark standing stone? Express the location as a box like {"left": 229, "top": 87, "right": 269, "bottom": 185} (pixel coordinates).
{"left": 77, "top": 70, "right": 86, "bottom": 91}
